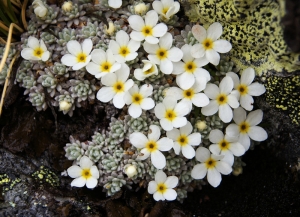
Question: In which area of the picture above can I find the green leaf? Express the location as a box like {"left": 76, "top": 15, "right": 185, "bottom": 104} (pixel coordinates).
{"left": 5, "top": 0, "right": 19, "bottom": 24}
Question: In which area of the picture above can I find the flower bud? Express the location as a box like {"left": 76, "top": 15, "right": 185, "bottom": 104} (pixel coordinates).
{"left": 32, "top": 0, "right": 47, "bottom": 18}
{"left": 62, "top": 1, "right": 73, "bottom": 12}
{"left": 134, "top": 3, "right": 147, "bottom": 15}
{"left": 104, "top": 22, "right": 115, "bottom": 35}
{"left": 59, "top": 100, "right": 72, "bottom": 111}
{"left": 125, "top": 165, "right": 137, "bottom": 178}
{"left": 196, "top": 120, "right": 207, "bottom": 131}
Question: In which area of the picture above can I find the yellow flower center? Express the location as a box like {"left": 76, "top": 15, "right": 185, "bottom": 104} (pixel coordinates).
{"left": 81, "top": 169, "right": 92, "bottom": 179}
{"left": 162, "top": 7, "right": 169, "bottom": 14}
{"left": 184, "top": 61, "right": 196, "bottom": 73}
{"left": 205, "top": 158, "right": 216, "bottom": 169}
{"left": 156, "top": 48, "right": 168, "bottom": 60}
{"left": 33, "top": 47, "right": 44, "bottom": 58}
{"left": 237, "top": 84, "right": 249, "bottom": 96}
{"left": 216, "top": 93, "right": 228, "bottom": 105}
{"left": 132, "top": 93, "right": 143, "bottom": 105}
{"left": 183, "top": 89, "right": 194, "bottom": 99}
{"left": 218, "top": 139, "right": 230, "bottom": 151}
{"left": 177, "top": 135, "right": 189, "bottom": 147}
{"left": 146, "top": 140, "right": 158, "bottom": 152}
{"left": 100, "top": 61, "right": 112, "bottom": 72}
{"left": 76, "top": 53, "right": 87, "bottom": 63}
{"left": 239, "top": 121, "right": 250, "bottom": 134}
{"left": 156, "top": 183, "right": 167, "bottom": 193}
{"left": 202, "top": 38, "right": 214, "bottom": 50}
{"left": 113, "top": 81, "right": 124, "bottom": 93}
{"left": 144, "top": 66, "right": 155, "bottom": 75}
{"left": 165, "top": 109, "right": 176, "bottom": 121}
{"left": 119, "top": 46, "right": 130, "bottom": 57}
{"left": 141, "top": 25, "right": 153, "bottom": 36}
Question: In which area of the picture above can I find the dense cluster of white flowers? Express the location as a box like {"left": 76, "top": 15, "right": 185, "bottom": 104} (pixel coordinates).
{"left": 21, "top": 0, "right": 268, "bottom": 201}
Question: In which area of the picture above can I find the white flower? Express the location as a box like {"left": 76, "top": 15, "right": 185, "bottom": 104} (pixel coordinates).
{"left": 129, "top": 125, "right": 173, "bottom": 169}
{"left": 226, "top": 68, "right": 266, "bottom": 111}
{"left": 208, "top": 129, "right": 245, "bottom": 166}
{"left": 61, "top": 39, "right": 93, "bottom": 70}
{"left": 109, "top": 30, "right": 140, "bottom": 63}
{"left": 108, "top": 0, "right": 122, "bottom": 9}
{"left": 166, "top": 121, "right": 201, "bottom": 159}
{"left": 148, "top": 170, "right": 178, "bottom": 201}
{"left": 226, "top": 107, "right": 268, "bottom": 151}
{"left": 191, "top": 147, "right": 232, "bottom": 187}
{"left": 124, "top": 84, "right": 155, "bottom": 118}
{"left": 144, "top": 32, "right": 183, "bottom": 74}
{"left": 96, "top": 63, "right": 134, "bottom": 108}
{"left": 134, "top": 59, "right": 158, "bottom": 81}
{"left": 172, "top": 44, "right": 210, "bottom": 90}
{"left": 201, "top": 76, "right": 239, "bottom": 123}
{"left": 86, "top": 49, "right": 121, "bottom": 79}
{"left": 165, "top": 76, "right": 209, "bottom": 110}
{"left": 67, "top": 156, "right": 100, "bottom": 189}
{"left": 191, "top": 22, "right": 232, "bottom": 65}
{"left": 152, "top": 0, "right": 180, "bottom": 20}
{"left": 21, "top": 36, "right": 50, "bottom": 61}
{"left": 32, "top": 0, "right": 47, "bottom": 18}
{"left": 128, "top": 10, "right": 167, "bottom": 44}
{"left": 154, "top": 96, "right": 190, "bottom": 131}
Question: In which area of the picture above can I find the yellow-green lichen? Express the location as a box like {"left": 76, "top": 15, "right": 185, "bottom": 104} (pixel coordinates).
{"left": 31, "top": 166, "right": 59, "bottom": 187}
{"left": 265, "top": 75, "right": 300, "bottom": 125}
{"left": 183, "top": 0, "right": 300, "bottom": 76}
{"left": 0, "top": 174, "right": 21, "bottom": 193}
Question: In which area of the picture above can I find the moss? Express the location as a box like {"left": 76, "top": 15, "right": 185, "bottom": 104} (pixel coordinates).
{"left": 31, "top": 166, "right": 59, "bottom": 187}
{"left": 184, "top": 0, "right": 300, "bottom": 76}
{"left": 265, "top": 75, "right": 300, "bottom": 125}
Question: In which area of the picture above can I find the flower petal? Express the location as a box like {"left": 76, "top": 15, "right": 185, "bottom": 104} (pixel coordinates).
{"left": 157, "top": 137, "right": 173, "bottom": 151}
{"left": 164, "top": 189, "right": 177, "bottom": 201}
{"left": 67, "top": 40, "right": 82, "bottom": 56}
{"left": 220, "top": 76, "right": 233, "bottom": 94}
{"left": 191, "top": 44, "right": 205, "bottom": 58}
{"left": 229, "top": 142, "right": 245, "bottom": 156}
{"left": 153, "top": 192, "right": 165, "bottom": 201}
{"left": 209, "top": 129, "right": 224, "bottom": 143}
{"left": 225, "top": 123, "right": 240, "bottom": 137}
{"left": 160, "top": 118, "right": 173, "bottom": 131}
{"left": 116, "top": 30, "right": 129, "bottom": 46}
{"left": 90, "top": 166, "right": 99, "bottom": 178}
{"left": 188, "top": 133, "right": 201, "bottom": 146}
{"left": 207, "top": 168, "right": 221, "bottom": 187}
{"left": 128, "top": 104, "right": 142, "bottom": 118}
{"left": 207, "top": 22, "right": 223, "bottom": 41}
{"left": 113, "top": 93, "right": 125, "bottom": 108}
{"left": 206, "top": 49, "right": 220, "bottom": 65}
{"left": 165, "top": 176, "right": 178, "bottom": 189}
{"left": 219, "top": 104, "right": 233, "bottom": 123}
{"left": 145, "top": 10, "right": 158, "bottom": 27}
{"left": 213, "top": 39, "right": 232, "bottom": 53}
{"left": 248, "top": 126, "right": 268, "bottom": 142}
{"left": 160, "top": 59, "right": 173, "bottom": 74}
{"left": 140, "top": 98, "right": 155, "bottom": 110}
{"left": 215, "top": 161, "right": 232, "bottom": 175}
{"left": 138, "top": 148, "right": 151, "bottom": 160}
{"left": 168, "top": 47, "right": 183, "bottom": 62}
{"left": 227, "top": 94, "right": 239, "bottom": 108}
{"left": 174, "top": 100, "right": 190, "bottom": 116}
{"left": 246, "top": 109, "right": 263, "bottom": 126}
{"left": 239, "top": 133, "right": 250, "bottom": 151}
{"left": 172, "top": 117, "right": 187, "bottom": 128}
{"left": 192, "top": 93, "right": 209, "bottom": 107}
{"left": 155, "top": 170, "right": 167, "bottom": 183}
{"left": 159, "top": 32, "right": 173, "bottom": 50}
{"left": 209, "top": 144, "right": 221, "bottom": 155}
{"left": 108, "top": 0, "right": 122, "bottom": 8}
{"left": 182, "top": 145, "right": 196, "bottom": 159}
{"left": 176, "top": 72, "right": 195, "bottom": 90}
{"left": 128, "top": 39, "right": 140, "bottom": 52}
{"left": 86, "top": 62, "right": 101, "bottom": 77}
{"left": 28, "top": 36, "right": 39, "bottom": 49}
{"left": 130, "top": 31, "right": 145, "bottom": 42}
{"left": 61, "top": 54, "right": 78, "bottom": 66}
{"left": 191, "top": 163, "right": 207, "bottom": 179}
{"left": 86, "top": 177, "right": 98, "bottom": 189}
{"left": 195, "top": 147, "right": 210, "bottom": 162}
{"left": 192, "top": 25, "right": 206, "bottom": 42}
{"left": 248, "top": 82, "right": 266, "bottom": 96}
{"left": 97, "top": 87, "right": 115, "bottom": 102}
{"left": 41, "top": 51, "right": 50, "bottom": 61}
{"left": 155, "top": 103, "right": 166, "bottom": 119}
{"left": 166, "top": 128, "right": 180, "bottom": 141}
{"left": 201, "top": 100, "right": 219, "bottom": 116}
{"left": 80, "top": 156, "right": 93, "bottom": 169}
{"left": 148, "top": 181, "right": 157, "bottom": 194}
{"left": 173, "top": 142, "right": 181, "bottom": 154}
{"left": 71, "top": 177, "right": 86, "bottom": 187}
{"left": 179, "top": 121, "right": 193, "bottom": 135}
{"left": 148, "top": 125, "right": 161, "bottom": 141}
{"left": 240, "top": 94, "right": 254, "bottom": 111}
{"left": 128, "top": 15, "right": 144, "bottom": 31}
{"left": 151, "top": 151, "right": 166, "bottom": 169}
{"left": 233, "top": 107, "right": 246, "bottom": 124}
{"left": 152, "top": 1, "right": 163, "bottom": 15}
{"left": 82, "top": 39, "right": 93, "bottom": 55}
{"left": 67, "top": 166, "right": 82, "bottom": 178}
{"left": 165, "top": 87, "right": 183, "bottom": 100}
{"left": 240, "top": 67, "right": 255, "bottom": 85}
{"left": 115, "top": 63, "right": 130, "bottom": 81}
{"left": 204, "top": 83, "right": 219, "bottom": 99}
{"left": 145, "top": 36, "right": 159, "bottom": 44}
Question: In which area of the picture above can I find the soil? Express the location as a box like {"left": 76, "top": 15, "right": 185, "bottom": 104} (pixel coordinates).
{"left": 0, "top": 80, "right": 300, "bottom": 217}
